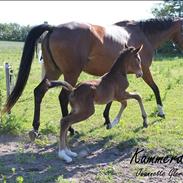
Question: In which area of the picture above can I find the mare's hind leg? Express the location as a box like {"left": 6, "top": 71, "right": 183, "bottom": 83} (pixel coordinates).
{"left": 29, "top": 74, "right": 60, "bottom": 141}
{"left": 29, "top": 78, "right": 49, "bottom": 141}
{"left": 143, "top": 69, "right": 165, "bottom": 118}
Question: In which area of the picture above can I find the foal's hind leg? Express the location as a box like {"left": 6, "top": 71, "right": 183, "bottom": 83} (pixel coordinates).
{"left": 58, "top": 104, "right": 95, "bottom": 163}
{"left": 143, "top": 69, "right": 165, "bottom": 118}
{"left": 103, "top": 102, "right": 112, "bottom": 126}
{"left": 59, "top": 72, "right": 81, "bottom": 136}
{"left": 107, "top": 100, "right": 127, "bottom": 129}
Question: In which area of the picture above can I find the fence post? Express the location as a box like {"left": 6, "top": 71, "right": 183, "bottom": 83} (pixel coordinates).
{"left": 4, "top": 63, "right": 14, "bottom": 114}
{"left": 5, "top": 63, "right": 10, "bottom": 100}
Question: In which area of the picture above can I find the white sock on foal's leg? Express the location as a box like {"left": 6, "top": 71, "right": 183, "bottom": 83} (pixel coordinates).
{"left": 58, "top": 149, "right": 72, "bottom": 163}
{"left": 65, "top": 148, "right": 78, "bottom": 157}
{"left": 108, "top": 103, "right": 125, "bottom": 129}
{"left": 110, "top": 117, "right": 120, "bottom": 128}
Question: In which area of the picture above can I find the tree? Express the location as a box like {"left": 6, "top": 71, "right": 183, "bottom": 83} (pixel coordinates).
{"left": 0, "top": 23, "right": 31, "bottom": 41}
{"left": 151, "top": 0, "right": 183, "bottom": 56}
{"left": 152, "top": 0, "right": 183, "bottom": 18}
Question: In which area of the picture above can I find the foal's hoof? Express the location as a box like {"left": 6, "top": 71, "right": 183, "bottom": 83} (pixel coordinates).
{"left": 29, "top": 130, "right": 40, "bottom": 141}
{"left": 58, "top": 150, "right": 73, "bottom": 163}
{"left": 157, "top": 113, "right": 165, "bottom": 119}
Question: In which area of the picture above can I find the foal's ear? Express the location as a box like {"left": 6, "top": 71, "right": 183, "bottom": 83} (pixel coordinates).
{"left": 134, "top": 44, "right": 143, "bottom": 54}
{"left": 124, "top": 43, "right": 129, "bottom": 49}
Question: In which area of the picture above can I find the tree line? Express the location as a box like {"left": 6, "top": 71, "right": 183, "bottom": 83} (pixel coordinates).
{"left": 0, "top": 23, "right": 31, "bottom": 42}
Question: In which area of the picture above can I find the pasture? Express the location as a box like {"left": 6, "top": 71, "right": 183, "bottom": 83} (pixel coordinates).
{"left": 0, "top": 41, "right": 183, "bottom": 182}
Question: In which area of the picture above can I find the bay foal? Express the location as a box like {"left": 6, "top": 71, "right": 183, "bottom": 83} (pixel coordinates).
{"left": 47, "top": 44, "right": 147, "bottom": 163}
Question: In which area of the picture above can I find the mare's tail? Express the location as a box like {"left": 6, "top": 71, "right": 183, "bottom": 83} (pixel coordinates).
{"left": 2, "top": 24, "right": 55, "bottom": 113}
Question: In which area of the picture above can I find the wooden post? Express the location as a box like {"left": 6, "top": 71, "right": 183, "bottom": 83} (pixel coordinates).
{"left": 5, "top": 63, "right": 10, "bottom": 99}
{"left": 4, "top": 63, "right": 14, "bottom": 114}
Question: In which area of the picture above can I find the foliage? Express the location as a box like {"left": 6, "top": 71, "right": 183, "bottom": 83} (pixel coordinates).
{"left": 0, "top": 23, "right": 31, "bottom": 42}
{"left": 151, "top": 0, "right": 183, "bottom": 56}
{"left": 152, "top": 0, "right": 183, "bottom": 18}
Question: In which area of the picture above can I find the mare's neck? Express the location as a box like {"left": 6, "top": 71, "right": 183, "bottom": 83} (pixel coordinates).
{"left": 144, "top": 25, "right": 176, "bottom": 49}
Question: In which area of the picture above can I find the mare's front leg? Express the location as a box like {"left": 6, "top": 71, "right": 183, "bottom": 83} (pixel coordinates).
{"left": 107, "top": 100, "right": 127, "bottom": 129}
{"left": 143, "top": 69, "right": 165, "bottom": 118}
{"left": 123, "top": 92, "right": 148, "bottom": 128}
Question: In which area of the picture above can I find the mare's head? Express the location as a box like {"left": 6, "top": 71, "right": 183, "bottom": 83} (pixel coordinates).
{"left": 172, "top": 18, "right": 183, "bottom": 50}
{"left": 123, "top": 44, "right": 143, "bottom": 78}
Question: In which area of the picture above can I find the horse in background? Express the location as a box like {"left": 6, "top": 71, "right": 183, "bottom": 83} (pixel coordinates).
{"left": 2, "top": 18, "right": 183, "bottom": 138}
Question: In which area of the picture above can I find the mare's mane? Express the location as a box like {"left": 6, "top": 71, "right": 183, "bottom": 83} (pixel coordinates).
{"left": 115, "top": 18, "right": 175, "bottom": 34}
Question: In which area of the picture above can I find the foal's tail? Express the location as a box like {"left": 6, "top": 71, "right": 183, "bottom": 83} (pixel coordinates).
{"left": 46, "top": 80, "right": 74, "bottom": 92}
{"left": 2, "top": 24, "right": 55, "bottom": 114}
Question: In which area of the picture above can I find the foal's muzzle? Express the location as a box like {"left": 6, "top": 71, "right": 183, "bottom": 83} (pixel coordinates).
{"left": 136, "top": 71, "right": 143, "bottom": 78}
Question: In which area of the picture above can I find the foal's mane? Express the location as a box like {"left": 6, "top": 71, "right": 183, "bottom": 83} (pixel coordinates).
{"left": 137, "top": 18, "right": 174, "bottom": 34}
{"left": 110, "top": 47, "right": 134, "bottom": 74}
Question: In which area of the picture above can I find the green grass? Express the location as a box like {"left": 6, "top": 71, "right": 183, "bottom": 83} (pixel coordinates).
{"left": 0, "top": 41, "right": 183, "bottom": 155}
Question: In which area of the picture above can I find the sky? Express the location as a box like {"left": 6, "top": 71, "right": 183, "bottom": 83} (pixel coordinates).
{"left": 0, "top": 1, "right": 162, "bottom": 26}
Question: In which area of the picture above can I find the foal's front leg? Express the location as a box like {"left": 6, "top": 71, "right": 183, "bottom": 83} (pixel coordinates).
{"left": 123, "top": 92, "right": 148, "bottom": 128}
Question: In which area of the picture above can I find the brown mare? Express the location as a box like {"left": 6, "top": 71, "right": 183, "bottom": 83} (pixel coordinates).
{"left": 47, "top": 44, "right": 147, "bottom": 163}
{"left": 3, "top": 18, "right": 183, "bottom": 138}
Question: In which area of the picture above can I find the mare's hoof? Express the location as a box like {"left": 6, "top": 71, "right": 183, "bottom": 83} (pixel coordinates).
{"left": 103, "top": 120, "right": 110, "bottom": 126}
{"left": 143, "top": 122, "right": 148, "bottom": 128}
{"left": 157, "top": 113, "right": 165, "bottom": 119}
{"left": 29, "top": 130, "right": 40, "bottom": 141}
{"left": 106, "top": 123, "right": 112, "bottom": 129}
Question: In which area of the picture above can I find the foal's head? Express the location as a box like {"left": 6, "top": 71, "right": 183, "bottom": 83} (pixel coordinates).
{"left": 124, "top": 44, "right": 143, "bottom": 78}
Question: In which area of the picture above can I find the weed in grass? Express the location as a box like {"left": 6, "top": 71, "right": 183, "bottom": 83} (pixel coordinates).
{"left": 16, "top": 176, "right": 24, "bottom": 183}
{"left": 96, "top": 163, "right": 116, "bottom": 183}
{"left": 34, "top": 136, "right": 50, "bottom": 148}
{"left": 40, "top": 121, "right": 59, "bottom": 135}
{"left": 55, "top": 175, "right": 75, "bottom": 183}
{"left": 11, "top": 167, "right": 16, "bottom": 174}
{"left": 0, "top": 114, "right": 26, "bottom": 135}
{"left": 145, "top": 93, "right": 154, "bottom": 102}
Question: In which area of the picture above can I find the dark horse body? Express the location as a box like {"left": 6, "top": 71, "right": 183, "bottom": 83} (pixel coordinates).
{"left": 3, "top": 18, "right": 183, "bottom": 137}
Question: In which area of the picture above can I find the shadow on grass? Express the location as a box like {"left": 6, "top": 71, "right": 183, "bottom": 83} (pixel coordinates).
{"left": 0, "top": 133, "right": 141, "bottom": 183}
{"left": 133, "top": 118, "right": 163, "bottom": 133}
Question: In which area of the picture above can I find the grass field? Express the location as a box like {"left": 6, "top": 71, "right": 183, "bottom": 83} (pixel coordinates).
{"left": 0, "top": 40, "right": 183, "bottom": 156}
